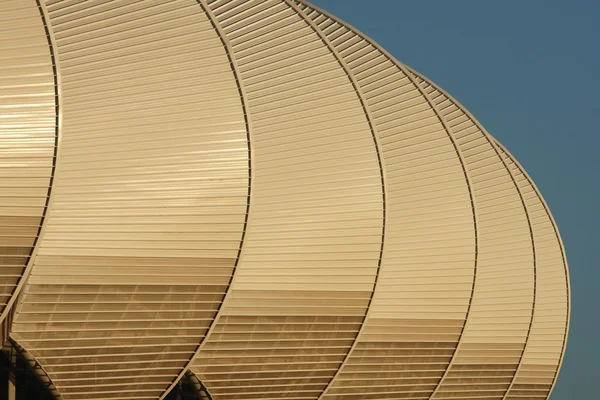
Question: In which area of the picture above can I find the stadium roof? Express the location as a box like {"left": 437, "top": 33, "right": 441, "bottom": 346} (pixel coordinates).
{"left": 0, "top": 0, "right": 569, "bottom": 399}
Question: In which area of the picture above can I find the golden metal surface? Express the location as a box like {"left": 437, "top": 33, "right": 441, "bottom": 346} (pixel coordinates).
{"left": 0, "top": 0, "right": 57, "bottom": 347}
{"left": 0, "top": 1, "right": 569, "bottom": 399}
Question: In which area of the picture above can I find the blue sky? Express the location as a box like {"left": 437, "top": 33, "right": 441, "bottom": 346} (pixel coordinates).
{"left": 311, "top": 1, "right": 600, "bottom": 398}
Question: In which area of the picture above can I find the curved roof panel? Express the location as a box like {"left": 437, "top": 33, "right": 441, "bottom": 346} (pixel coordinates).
{"left": 0, "top": 0, "right": 57, "bottom": 347}
{"left": 0, "top": 1, "right": 569, "bottom": 400}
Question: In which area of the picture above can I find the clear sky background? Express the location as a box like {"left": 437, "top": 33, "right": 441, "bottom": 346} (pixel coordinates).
{"left": 310, "top": 1, "right": 599, "bottom": 399}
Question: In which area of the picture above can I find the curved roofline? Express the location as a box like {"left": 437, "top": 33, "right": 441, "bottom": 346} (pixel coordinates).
{"left": 283, "top": 2, "right": 388, "bottom": 398}
{"left": 301, "top": 1, "right": 570, "bottom": 398}
{"left": 490, "top": 138, "right": 571, "bottom": 399}
{"left": 401, "top": 65, "right": 570, "bottom": 400}
{"left": 6, "top": 2, "right": 569, "bottom": 398}
{"left": 296, "top": 2, "right": 481, "bottom": 399}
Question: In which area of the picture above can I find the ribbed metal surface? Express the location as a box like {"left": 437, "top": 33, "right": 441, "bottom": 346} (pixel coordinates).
{"left": 10, "top": 1, "right": 249, "bottom": 399}
{"left": 296, "top": 4, "right": 476, "bottom": 399}
{"left": 414, "top": 74, "right": 535, "bottom": 400}
{"left": 0, "top": 1, "right": 569, "bottom": 400}
{"left": 191, "top": 1, "right": 383, "bottom": 398}
{"left": 495, "top": 142, "right": 569, "bottom": 400}
{"left": 0, "top": 0, "right": 57, "bottom": 344}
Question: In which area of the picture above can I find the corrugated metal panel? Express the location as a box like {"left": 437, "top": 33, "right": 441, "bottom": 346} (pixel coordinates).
{"left": 294, "top": 3, "right": 564, "bottom": 400}
{"left": 1, "top": 1, "right": 569, "bottom": 400}
{"left": 295, "top": 3, "right": 476, "bottom": 400}
{"left": 191, "top": 0, "right": 383, "bottom": 399}
{"left": 11, "top": 1, "right": 250, "bottom": 399}
{"left": 495, "top": 142, "right": 569, "bottom": 400}
{"left": 0, "top": 0, "right": 57, "bottom": 344}
{"left": 413, "top": 74, "right": 535, "bottom": 400}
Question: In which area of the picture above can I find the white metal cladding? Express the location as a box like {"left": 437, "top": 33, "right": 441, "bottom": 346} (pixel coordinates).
{"left": 0, "top": 1, "right": 569, "bottom": 400}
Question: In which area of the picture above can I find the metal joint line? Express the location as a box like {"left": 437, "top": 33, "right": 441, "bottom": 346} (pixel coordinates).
{"left": 488, "top": 143, "right": 538, "bottom": 400}
{"left": 286, "top": 1, "right": 389, "bottom": 399}
{"left": 157, "top": 1, "right": 255, "bottom": 398}
{"left": 401, "top": 68, "right": 480, "bottom": 400}
{"left": 405, "top": 65, "right": 539, "bottom": 400}
{"left": 0, "top": 0, "right": 62, "bottom": 327}
{"left": 491, "top": 140, "right": 570, "bottom": 400}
